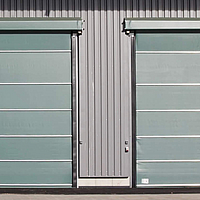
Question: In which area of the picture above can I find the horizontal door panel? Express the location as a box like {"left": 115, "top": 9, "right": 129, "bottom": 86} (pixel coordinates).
{"left": 136, "top": 33, "right": 200, "bottom": 51}
{"left": 0, "top": 138, "right": 71, "bottom": 160}
{"left": 137, "top": 54, "right": 200, "bottom": 83}
{"left": 0, "top": 53, "right": 71, "bottom": 83}
{"left": 0, "top": 162, "right": 72, "bottom": 185}
{"left": 0, "top": 34, "right": 71, "bottom": 50}
{"left": 137, "top": 138, "right": 200, "bottom": 160}
{"left": 137, "top": 162, "right": 200, "bottom": 186}
{"left": 137, "top": 86, "right": 200, "bottom": 109}
{"left": 0, "top": 111, "right": 71, "bottom": 135}
{"left": 137, "top": 112, "right": 200, "bottom": 136}
{"left": 0, "top": 85, "right": 71, "bottom": 109}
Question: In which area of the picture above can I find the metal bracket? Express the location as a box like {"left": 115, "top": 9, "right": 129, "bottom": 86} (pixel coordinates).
{"left": 125, "top": 31, "right": 135, "bottom": 37}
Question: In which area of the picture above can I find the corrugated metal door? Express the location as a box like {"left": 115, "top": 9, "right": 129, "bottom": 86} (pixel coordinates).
{"left": 0, "top": 33, "right": 72, "bottom": 188}
{"left": 136, "top": 33, "right": 200, "bottom": 187}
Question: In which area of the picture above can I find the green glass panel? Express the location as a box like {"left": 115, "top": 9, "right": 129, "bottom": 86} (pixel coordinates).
{"left": 136, "top": 54, "right": 200, "bottom": 83}
{"left": 0, "top": 138, "right": 71, "bottom": 160}
{"left": 137, "top": 86, "right": 200, "bottom": 109}
{"left": 0, "top": 34, "right": 71, "bottom": 50}
{"left": 0, "top": 162, "right": 72, "bottom": 185}
{"left": 0, "top": 85, "right": 71, "bottom": 109}
{"left": 137, "top": 138, "right": 200, "bottom": 160}
{"left": 0, "top": 111, "right": 71, "bottom": 135}
{"left": 137, "top": 112, "right": 200, "bottom": 136}
{"left": 136, "top": 33, "right": 200, "bottom": 51}
{"left": 137, "top": 162, "right": 200, "bottom": 185}
{"left": 0, "top": 53, "right": 71, "bottom": 83}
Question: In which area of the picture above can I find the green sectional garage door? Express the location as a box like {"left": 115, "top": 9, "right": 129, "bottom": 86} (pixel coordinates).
{"left": 136, "top": 33, "right": 200, "bottom": 187}
{"left": 0, "top": 33, "right": 72, "bottom": 188}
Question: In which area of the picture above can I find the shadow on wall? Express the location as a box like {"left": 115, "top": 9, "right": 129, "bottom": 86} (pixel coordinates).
{"left": 0, "top": 0, "right": 195, "bottom": 18}
{"left": 1, "top": 0, "right": 131, "bottom": 17}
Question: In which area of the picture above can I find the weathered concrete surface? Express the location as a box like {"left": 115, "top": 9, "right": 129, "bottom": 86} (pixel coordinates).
{"left": 1, "top": 194, "right": 200, "bottom": 200}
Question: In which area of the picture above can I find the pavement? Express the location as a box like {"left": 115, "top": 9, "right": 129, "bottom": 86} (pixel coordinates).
{"left": 1, "top": 194, "right": 200, "bottom": 200}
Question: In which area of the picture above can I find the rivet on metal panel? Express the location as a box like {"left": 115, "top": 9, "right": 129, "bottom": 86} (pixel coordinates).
{"left": 125, "top": 141, "right": 128, "bottom": 145}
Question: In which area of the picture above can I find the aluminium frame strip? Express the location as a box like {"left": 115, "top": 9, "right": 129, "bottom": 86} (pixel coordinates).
{"left": 0, "top": 109, "right": 72, "bottom": 111}
{"left": 0, "top": 50, "right": 71, "bottom": 53}
{"left": 137, "top": 109, "right": 200, "bottom": 112}
{"left": 0, "top": 83, "right": 72, "bottom": 85}
{"left": 137, "top": 184, "right": 200, "bottom": 187}
{"left": 0, "top": 18, "right": 83, "bottom": 31}
{"left": 136, "top": 51, "right": 200, "bottom": 54}
{"left": 124, "top": 19, "right": 200, "bottom": 31}
{"left": 0, "top": 160, "right": 72, "bottom": 162}
{"left": 0, "top": 184, "right": 72, "bottom": 186}
{"left": 137, "top": 135, "right": 200, "bottom": 138}
{"left": 0, "top": 135, "right": 72, "bottom": 138}
{"left": 137, "top": 160, "right": 200, "bottom": 163}
{"left": 136, "top": 83, "right": 200, "bottom": 86}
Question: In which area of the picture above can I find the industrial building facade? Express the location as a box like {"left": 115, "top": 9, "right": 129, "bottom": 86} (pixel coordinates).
{"left": 0, "top": 0, "right": 200, "bottom": 190}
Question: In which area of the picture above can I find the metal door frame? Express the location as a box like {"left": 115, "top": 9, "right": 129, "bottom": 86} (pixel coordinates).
{"left": 72, "top": 32, "right": 79, "bottom": 188}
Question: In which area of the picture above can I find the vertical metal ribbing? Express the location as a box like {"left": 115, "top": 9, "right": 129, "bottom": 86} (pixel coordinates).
{"left": 113, "top": 0, "right": 120, "bottom": 177}
{"left": 87, "top": 0, "right": 95, "bottom": 177}
{"left": 158, "top": 0, "right": 164, "bottom": 17}
{"left": 130, "top": 33, "right": 136, "bottom": 188}
{"left": 119, "top": 0, "right": 124, "bottom": 177}
{"left": 171, "top": 0, "right": 177, "bottom": 17}
{"left": 145, "top": 0, "right": 151, "bottom": 18}
{"left": 16, "top": 0, "right": 20, "bottom": 17}
{"left": 132, "top": 0, "right": 139, "bottom": 18}
{"left": 61, "top": 0, "right": 66, "bottom": 17}
{"left": 79, "top": 0, "right": 89, "bottom": 177}
{"left": 29, "top": 0, "right": 35, "bottom": 17}
{"left": 4, "top": 0, "right": 10, "bottom": 17}
{"left": 139, "top": 0, "right": 145, "bottom": 18}
{"left": 68, "top": 0, "right": 74, "bottom": 17}
{"left": 72, "top": 33, "right": 78, "bottom": 188}
{"left": 178, "top": 0, "right": 184, "bottom": 18}
{"left": 120, "top": 0, "right": 131, "bottom": 178}
{"left": 164, "top": 0, "right": 170, "bottom": 17}
{"left": 48, "top": 0, "right": 54, "bottom": 17}
{"left": 55, "top": 0, "right": 61, "bottom": 17}
{"left": 107, "top": 0, "right": 114, "bottom": 176}
{"left": 75, "top": 0, "right": 80, "bottom": 17}
{"left": 197, "top": 0, "right": 200, "bottom": 17}
{"left": 36, "top": 0, "right": 42, "bottom": 17}
{"left": 126, "top": 0, "right": 132, "bottom": 18}
{"left": 190, "top": 0, "right": 196, "bottom": 18}
{"left": 23, "top": 0, "right": 29, "bottom": 17}
{"left": 100, "top": 0, "right": 108, "bottom": 177}
{"left": 94, "top": 0, "right": 102, "bottom": 177}
{"left": 152, "top": 0, "right": 158, "bottom": 17}
{"left": 184, "top": 0, "right": 190, "bottom": 18}
{"left": 0, "top": 0, "right": 3, "bottom": 17}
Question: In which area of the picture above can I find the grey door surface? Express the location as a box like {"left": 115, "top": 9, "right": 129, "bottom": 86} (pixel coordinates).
{"left": 0, "top": 33, "right": 72, "bottom": 188}
{"left": 136, "top": 33, "right": 200, "bottom": 187}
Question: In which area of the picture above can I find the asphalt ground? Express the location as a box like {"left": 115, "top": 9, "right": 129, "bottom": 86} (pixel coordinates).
{"left": 1, "top": 194, "right": 200, "bottom": 200}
